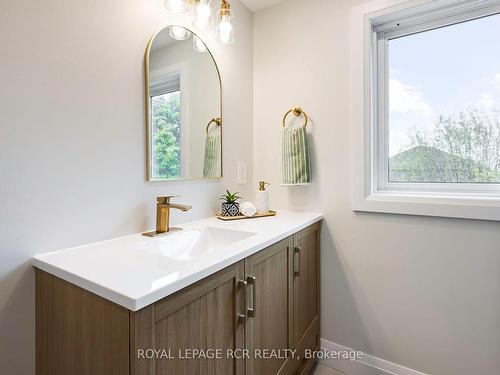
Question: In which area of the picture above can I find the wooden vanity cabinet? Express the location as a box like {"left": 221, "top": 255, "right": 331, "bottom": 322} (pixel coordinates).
{"left": 36, "top": 222, "right": 321, "bottom": 375}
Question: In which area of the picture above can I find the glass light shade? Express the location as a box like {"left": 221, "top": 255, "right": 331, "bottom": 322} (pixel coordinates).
{"left": 193, "top": 0, "right": 214, "bottom": 30}
{"left": 193, "top": 36, "right": 208, "bottom": 53}
{"left": 164, "top": 0, "right": 189, "bottom": 14}
{"left": 217, "top": 15, "right": 234, "bottom": 45}
{"left": 169, "top": 26, "right": 191, "bottom": 40}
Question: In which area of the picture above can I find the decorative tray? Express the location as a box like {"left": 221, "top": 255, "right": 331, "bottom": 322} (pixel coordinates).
{"left": 216, "top": 210, "right": 277, "bottom": 221}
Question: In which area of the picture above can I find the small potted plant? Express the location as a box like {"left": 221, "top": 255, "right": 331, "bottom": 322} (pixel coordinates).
{"left": 220, "top": 190, "right": 242, "bottom": 217}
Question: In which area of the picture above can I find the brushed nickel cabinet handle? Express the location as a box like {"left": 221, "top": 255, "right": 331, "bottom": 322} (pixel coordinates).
{"left": 246, "top": 276, "right": 256, "bottom": 318}
{"left": 237, "top": 279, "right": 247, "bottom": 324}
{"left": 294, "top": 247, "right": 302, "bottom": 276}
{"left": 238, "top": 313, "right": 246, "bottom": 324}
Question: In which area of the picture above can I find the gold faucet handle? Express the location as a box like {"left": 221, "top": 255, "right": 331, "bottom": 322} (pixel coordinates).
{"left": 157, "top": 195, "right": 180, "bottom": 204}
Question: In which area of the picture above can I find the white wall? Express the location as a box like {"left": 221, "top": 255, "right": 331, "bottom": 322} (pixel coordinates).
{"left": 0, "top": 0, "right": 253, "bottom": 373}
{"left": 254, "top": 0, "right": 500, "bottom": 374}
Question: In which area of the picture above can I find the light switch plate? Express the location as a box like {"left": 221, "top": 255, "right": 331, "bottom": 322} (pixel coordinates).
{"left": 237, "top": 162, "right": 247, "bottom": 184}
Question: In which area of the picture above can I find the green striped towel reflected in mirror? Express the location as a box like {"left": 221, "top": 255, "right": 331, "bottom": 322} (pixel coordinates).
{"left": 203, "top": 128, "right": 221, "bottom": 178}
{"left": 281, "top": 126, "right": 311, "bottom": 185}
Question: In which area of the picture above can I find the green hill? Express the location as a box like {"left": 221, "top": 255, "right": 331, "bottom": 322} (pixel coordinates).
{"left": 389, "top": 146, "right": 500, "bottom": 183}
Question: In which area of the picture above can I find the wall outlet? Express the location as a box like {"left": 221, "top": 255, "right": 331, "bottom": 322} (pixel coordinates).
{"left": 237, "top": 162, "right": 247, "bottom": 184}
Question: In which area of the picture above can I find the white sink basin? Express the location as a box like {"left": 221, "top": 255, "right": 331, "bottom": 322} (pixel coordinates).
{"left": 143, "top": 226, "right": 257, "bottom": 261}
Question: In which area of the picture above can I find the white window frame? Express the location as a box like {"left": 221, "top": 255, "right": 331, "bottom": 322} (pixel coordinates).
{"left": 351, "top": 0, "right": 500, "bottom": 221}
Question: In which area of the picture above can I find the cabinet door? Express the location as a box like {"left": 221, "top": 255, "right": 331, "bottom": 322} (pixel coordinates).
{"left": 130, "top": 261, "right": 246, "bottom": 375}
{"left": 244, "top": 237, "right": 294, "bottom": 375}
{"left": 292, "top": 223, "right": 320, "bottom": 348}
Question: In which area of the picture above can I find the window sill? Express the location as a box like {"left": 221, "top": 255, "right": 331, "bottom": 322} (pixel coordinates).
{"left": 353, "top": 191, "right": 500, "bottom": 221}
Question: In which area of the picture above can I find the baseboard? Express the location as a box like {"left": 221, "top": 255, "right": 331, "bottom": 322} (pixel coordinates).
{"left": 320, "top": 339, "right": 430, "bottom": 375}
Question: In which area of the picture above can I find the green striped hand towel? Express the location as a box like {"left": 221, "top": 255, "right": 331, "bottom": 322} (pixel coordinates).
{"left": 203, "top": 131, "right": 222, "bottom": 178}
{"left": 282, "top": 127, "right": 311, "bottom": 185}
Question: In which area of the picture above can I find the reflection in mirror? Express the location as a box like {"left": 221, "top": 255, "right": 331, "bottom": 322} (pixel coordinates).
{"left": 146, "top": 25, "right": 222, "bottom": 181}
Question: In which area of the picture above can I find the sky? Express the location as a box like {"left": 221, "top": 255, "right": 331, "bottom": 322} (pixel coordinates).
{"left": 388, "top": 12, "right": 500, "bottom": 156}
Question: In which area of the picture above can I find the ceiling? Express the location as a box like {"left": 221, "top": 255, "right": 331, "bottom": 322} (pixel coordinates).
{"left": 240, "top": 0, "right": 287, "bottom": 12}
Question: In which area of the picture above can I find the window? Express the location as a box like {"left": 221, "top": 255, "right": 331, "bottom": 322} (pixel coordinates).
{"left": 352, "top": 0, "right": 500, "bottom": 220}
{"left": 385, "top": 11, "right": 500, "bottom": 186}
{"left": 150, "top": 73, "right": 182, "bottom": 180}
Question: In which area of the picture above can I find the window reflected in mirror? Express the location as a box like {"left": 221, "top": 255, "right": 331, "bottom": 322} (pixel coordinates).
{"left": 151, "top": 74, "right": 181, "bottom": 180}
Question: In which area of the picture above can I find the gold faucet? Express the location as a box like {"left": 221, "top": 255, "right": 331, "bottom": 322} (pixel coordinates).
{"left": 142, "top": 196, "right": 192, "bottom": 237}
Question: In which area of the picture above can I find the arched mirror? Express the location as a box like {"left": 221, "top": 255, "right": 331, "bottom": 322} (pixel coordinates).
{"left": 145, "top": 25, "right": 222, "bottom": 181}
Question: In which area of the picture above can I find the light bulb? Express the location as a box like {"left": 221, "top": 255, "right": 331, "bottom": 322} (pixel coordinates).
{"left": 217, "top": 15, "right": 234, "bottom": 45}
{"left": 193, "top": 0, "right": 213, "bottom": 30}
{"left": 169, "top": 26, "right": 191, "bottom": 41}
{"left": 164, "top": 0, "right": 188, "bottom": 14}
{"left": 193, "top": 36, "right": 208, "bottom": 53}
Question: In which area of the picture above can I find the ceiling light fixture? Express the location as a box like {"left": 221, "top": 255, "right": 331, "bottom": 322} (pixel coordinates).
{"left": 216, "top": 0, "right": 234, "bottom": 45}
{"left": 193, "top": 0, "right": 214, "bottom": 31}
{"left": 164, "top": 0, "right": 189, "bottom": 14}
{"left": 169, "top": 25, "right": 191, "bottom": 40}
{"left": 193, "top": 35, "right": 208, "bottom": 53}
{"left": 164, "top": 0, "right": 234, "bottom": 45}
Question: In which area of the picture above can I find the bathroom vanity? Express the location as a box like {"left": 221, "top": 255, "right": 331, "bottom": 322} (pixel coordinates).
{"left": 34, "top": 211, "right": 322, "bottom": 375}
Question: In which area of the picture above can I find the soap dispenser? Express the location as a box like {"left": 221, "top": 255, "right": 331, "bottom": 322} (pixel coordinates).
{"left": 255, "top": 181, "right": 270, "bottom": 214}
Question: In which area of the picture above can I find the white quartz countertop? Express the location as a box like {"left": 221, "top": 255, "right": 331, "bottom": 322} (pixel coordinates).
{"left": 32, "top": 210, "right": 323, "bottom": 311}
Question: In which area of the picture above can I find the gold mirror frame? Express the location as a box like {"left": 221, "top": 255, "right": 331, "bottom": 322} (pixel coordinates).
{"left": 144, "top": 25, "right": 223, "bottom": 182}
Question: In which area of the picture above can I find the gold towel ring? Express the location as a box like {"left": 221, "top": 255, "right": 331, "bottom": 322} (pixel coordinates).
{"left": 206, "top": 117, "right": 222, "bottom": 135}
{"left": 282, "top": 106, "right": 308, "bottom": 128}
